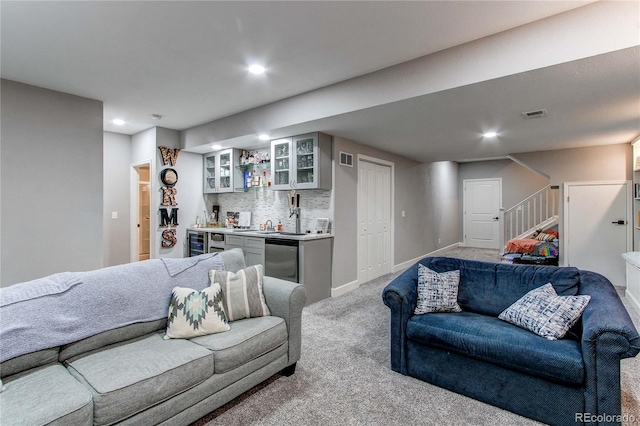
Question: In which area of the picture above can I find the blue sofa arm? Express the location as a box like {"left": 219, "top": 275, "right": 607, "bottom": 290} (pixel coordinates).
{"left": 578, "top": 271, "right": 640, "bottom": 419}
{"left": 382, "top": 263, "right": 420, "bottom": 375}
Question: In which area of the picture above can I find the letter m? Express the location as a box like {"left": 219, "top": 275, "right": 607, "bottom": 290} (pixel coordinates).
{"left": 159, "top": 208, "right": 179, "bottom": 226}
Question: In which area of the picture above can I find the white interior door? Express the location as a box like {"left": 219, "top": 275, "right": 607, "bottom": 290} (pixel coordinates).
{"left": 358, "top": 159, "right": 392, "bottom": 283}
{"left": 463, "top": 178, "right": 502, "bottom": 249}
{"left": 565, "top": 181, "right": 631, "bottom": 286}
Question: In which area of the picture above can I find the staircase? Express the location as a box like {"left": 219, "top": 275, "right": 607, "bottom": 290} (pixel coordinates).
{"left": 500, "top": 185, "right": 559, "bottom": 249}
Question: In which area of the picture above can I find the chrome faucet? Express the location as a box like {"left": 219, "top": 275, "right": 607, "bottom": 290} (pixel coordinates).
{"left": 265, "top": 219, "right": 274, "bottom": 232}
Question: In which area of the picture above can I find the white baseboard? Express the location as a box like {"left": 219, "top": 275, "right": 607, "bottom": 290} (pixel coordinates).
{"left": 331, "top": 279, "right": 360, "bottom": 298}
{"left": 332, "top": 242, "right": 462, "bottom": 298}
{"left": 392, "top": 242, "right": 461, "bottom": 272}
{"left": 626, "top": 289, "right": 640, "bottom": 314}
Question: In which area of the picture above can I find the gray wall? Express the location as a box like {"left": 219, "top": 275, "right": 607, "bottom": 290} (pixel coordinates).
{"left": 511, "top": 143, "right": 631, "bottom": 185}
{"left": 1, "top": 79, "right": 104, "bottom": 286}
{"left": 332, "top": 136, "right": 459, "bottom": 289}
{"left": 458, "top": 158, "right": 550, "bottom": 237}
{"left": 103, "top": 131, "right": 131, "bottom": 266}
{"left": 418, "top": 160, "right": 459, "bottom": 253}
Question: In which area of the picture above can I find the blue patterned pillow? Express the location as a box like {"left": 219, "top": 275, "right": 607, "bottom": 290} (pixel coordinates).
{"left": 498, "top": 283, "right": 590, "bottom": 340}
{"left": 414, "top": 264, "right": 462, "bottom": 314}
{"left": 164, "top": 284, "right": 230, "bottom": 339}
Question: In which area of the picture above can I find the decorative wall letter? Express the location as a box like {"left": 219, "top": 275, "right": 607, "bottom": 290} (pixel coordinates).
{"left": 161, "top": 186, "right": 178, "bottom": 206}
{"left": 159, "top": 208, "right": 179, "bottom": 227}
{"left": 161, "top": 229, "right": 177, "bottom": 248}
{"left": 159, "top": 146, "right": 180, "bottom": 166}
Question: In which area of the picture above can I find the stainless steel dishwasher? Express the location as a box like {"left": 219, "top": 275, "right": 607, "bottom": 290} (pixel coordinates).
{"left": 264, "top": 238, "right": 299, "bottom": 283}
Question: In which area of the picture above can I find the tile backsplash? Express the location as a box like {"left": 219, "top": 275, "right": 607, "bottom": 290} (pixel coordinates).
{"left": 206, "top": 189, "right": 333, "bottom": 233}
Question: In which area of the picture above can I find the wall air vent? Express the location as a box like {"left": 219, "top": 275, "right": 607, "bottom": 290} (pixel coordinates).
{"left": 339, "top": 151, "right": 353, "bottom": 167}
{"left": 522, "top": 109, "right": 548, "bottom": 119}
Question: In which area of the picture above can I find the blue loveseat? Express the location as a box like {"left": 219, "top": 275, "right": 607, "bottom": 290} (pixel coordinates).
{"left": 382, "top": 257, "right": 640, "bottom": 426}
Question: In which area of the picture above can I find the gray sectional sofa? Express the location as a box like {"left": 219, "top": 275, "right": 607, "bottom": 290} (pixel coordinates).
{"left": 0, "top": 249, "right": 306, "bottom": 425}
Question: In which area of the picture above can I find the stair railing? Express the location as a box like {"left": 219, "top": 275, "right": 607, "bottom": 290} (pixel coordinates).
{"left": 500, "top": 185, "right": 559, "bottom": 248}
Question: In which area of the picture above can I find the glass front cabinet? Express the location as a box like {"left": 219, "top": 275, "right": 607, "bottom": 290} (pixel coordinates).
{"left": 270, "top": 132, "right": 332, "bottom": 190}
{"left": 203, "top": 148, "right": 240, "bottom": 193}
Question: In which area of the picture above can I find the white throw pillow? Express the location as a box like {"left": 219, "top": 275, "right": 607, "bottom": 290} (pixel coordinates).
{"left": 498, "top": 283, "right": 590, "bottom": 340}
{"left": 414, "top": 264, "right": 462, "bottom": 314}
{"left": 164, "top": 284, "right": 230, "bottom": 339}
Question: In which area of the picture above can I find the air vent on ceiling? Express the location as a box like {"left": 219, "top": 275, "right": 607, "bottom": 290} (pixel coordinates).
{"left": 339, "top": 151, "right": 353, "bottom": 167}
{"left": 522, "top": 109, "right": 548, "bottom": 119}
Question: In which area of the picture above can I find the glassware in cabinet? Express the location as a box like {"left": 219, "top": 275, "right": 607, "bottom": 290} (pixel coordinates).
{"left": 203, "top": 148, "right": 242, "bottom": 194}
{"left": 271, "top": 138, "right": 292, "bottom": 189}
{"left": 270, "top": 133, "right": 332, "bottom": 190}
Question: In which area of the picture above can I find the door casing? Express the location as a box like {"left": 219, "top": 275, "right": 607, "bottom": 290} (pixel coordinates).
{"left": 463, "top": 178, "right": 502, "bottom": 249}
{"left": 563, "top": 180, "right": 631, "bottom": 286}
{"left": 357, "top": 155, "right": 394, "bottom": 285}
{"left": 131, "top": 161, "right": 153, "bottom": 262}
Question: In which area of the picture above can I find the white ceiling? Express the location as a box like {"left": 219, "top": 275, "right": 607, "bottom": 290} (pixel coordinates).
{"left": 2, "top": 1, "right": 639, "bottom": 162}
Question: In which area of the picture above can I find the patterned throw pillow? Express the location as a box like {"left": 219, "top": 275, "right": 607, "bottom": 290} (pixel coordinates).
{"left": 498, "top": 283, "right": 590, "bottom": 340}
{"left": 414, "top": 264, "right": 462, "bottom": 314}
{"left": 209, "top": 265, "right": 270, "bottom": 322}
{"left": 164, "top": 284, "right": 230, "bottom": 339}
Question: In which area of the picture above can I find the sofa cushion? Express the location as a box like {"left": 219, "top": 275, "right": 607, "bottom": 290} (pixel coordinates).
{"left": 209, "top": 265, "right": 270, "bottom": 321}
{"left": 190, "top": 316, "right": 287, "bottom": 373}
{"left": 165, "top": 284, "right": 230, "bottom": 339}
{"left": 421, "top": 257, "right": 498, "bottom": 315}
{"left": 0, "top": 364, "right": 93, "bottom": 426}
{"left": 414, "top": 265, "right": 462, "bottom": 314}
{"left": 494, "top": 263, "right": 580, "bottom": 304}
{"left": 420, "top": 257, "right": 580, "bottom": 317}
{"left": 406, "top": 311, "right": 584, "bottom": 386}
{"left": 499, "top": 283, "right": 590, "bottom": 340}
{"left": 0, "top": 347, "right": 59, "bottom": 378}
{"left": 66, "top": 332, "right": 213, "bottom": 426}
{"left": 59, "top": 319, "right": 166, "bottom": 362}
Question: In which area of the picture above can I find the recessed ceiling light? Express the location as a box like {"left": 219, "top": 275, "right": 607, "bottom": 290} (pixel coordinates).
{"left": 258, "top": 134, "right": 270, "bottom": 141}
{"left": 248, "top": 64, "right": 266, "bottom": 75}
{"left": 112, "top": 119, "right": 126, "bottom": 126}
{"left": 483, "top": 131, "right": 498, "bottom": 138}
{"left": 211, "top": 144, "right": 222, "bottom": 150}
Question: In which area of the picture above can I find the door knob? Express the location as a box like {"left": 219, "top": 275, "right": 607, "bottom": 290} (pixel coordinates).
{"left": 493, "top": 217, "right": 499, "bottom": 221}
{"left": 611, "top": 220, "right": 626, "bottom": 225}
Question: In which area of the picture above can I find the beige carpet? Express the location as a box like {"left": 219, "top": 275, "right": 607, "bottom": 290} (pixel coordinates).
{"left": 192, "top": 248, "right": 640, "bottom": 425}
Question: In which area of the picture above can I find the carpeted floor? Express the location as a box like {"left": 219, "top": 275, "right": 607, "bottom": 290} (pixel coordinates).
{"left": 193, "top": 248, "right": 640, "bottom": 426}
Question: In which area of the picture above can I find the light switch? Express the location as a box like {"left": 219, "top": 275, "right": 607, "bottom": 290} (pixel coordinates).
{"left": 112, "top": 211, "right": 118, "bottom": 219}
{"left": 401, "top": 211, "right": 406, "bottom": 217}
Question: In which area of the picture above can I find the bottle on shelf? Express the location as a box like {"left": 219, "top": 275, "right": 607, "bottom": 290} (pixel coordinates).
{"left": 239, "top": 150, "right": 246, "bottom": 166}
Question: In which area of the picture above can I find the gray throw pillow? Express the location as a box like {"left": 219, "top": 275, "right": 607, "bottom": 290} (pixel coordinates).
{"left": 498, "top": 283, "right": 590, "bottom": 340}
{"left": 414, "top": 264, "right": 462, "bottom": 314}
{"left": 209, "top": 265, "right": 270, "bottom": 322}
